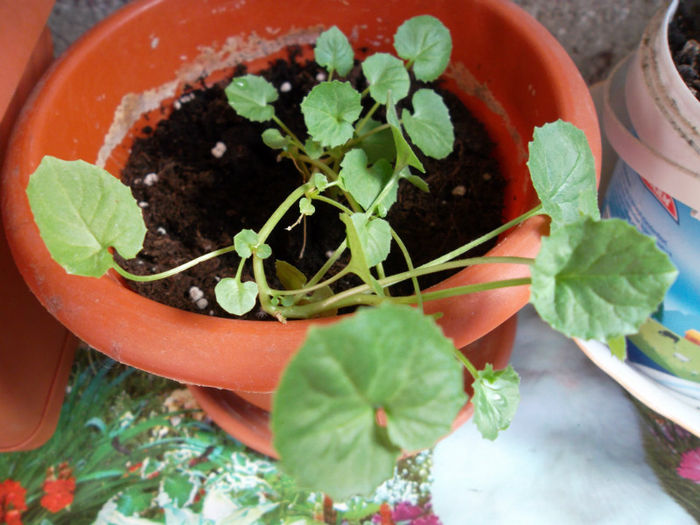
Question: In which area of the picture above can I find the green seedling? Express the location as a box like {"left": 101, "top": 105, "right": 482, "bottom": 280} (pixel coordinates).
{"left": 26, "top": 16, "right": 677, "bottom": 499}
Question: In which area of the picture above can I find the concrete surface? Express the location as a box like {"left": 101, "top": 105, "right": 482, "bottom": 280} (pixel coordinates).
{"left": 48, "top": 0, "right": 667, "bottom": 84}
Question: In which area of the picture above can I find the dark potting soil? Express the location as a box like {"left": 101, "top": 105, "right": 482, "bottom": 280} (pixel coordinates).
{"left": 116, "top": 47, "right": 505, "bottom": 319}
{"left": 669, "top": 0, "right": 700, "bottom": 101}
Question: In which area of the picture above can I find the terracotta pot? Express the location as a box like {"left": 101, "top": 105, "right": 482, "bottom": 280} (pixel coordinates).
{"left": 0, "top": 0, "right": 80, "bottom": 452}
{"left": 1, "top": 0, "right": 601, "bottom": 449}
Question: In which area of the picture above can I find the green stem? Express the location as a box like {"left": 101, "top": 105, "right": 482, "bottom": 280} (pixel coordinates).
{"left": 355, "top": 101, "right": 381, "bottom": 135}
{"left": 273, "top": 115, "right": 304, "bottom": 149}
{"left": 419, "top": 204, "right": 544, "bottom": 269}
{"left": 390, "top": 227, "right": 422, "bottom": 310}
{"left": 307, "top": 240, "right": 347, "bottom": 287}
{"left": 453, "top": 350, "right": 480, "bottom": 380}
{"left": 111, "top": 245, "right": 237, "bottom": 282}
{"left": 270, "top": 266, "right": 351, "bottom": 296}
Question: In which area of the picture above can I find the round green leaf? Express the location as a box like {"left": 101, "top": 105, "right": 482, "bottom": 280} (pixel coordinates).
{"left": 393, "top": 15, "right": 452, "bottom": 81}
{"left": 25, "top": 156, "right": 146, "bottom": 277}
{"left": 343, "top": 213, "right": 392, "bottom": 268}
{"left": 215, "top": 278, "right": 258, "bottom": 316}
{"left": 300, "top": 81, "right": 362, "bottom": 148}
{"left": 401, "top": 89, "right": 454, "bottom": 159}
{"left": 225, "top": 74, "right": 278, "bottom": 122}
{"left": 361, "top": 53, "right": 410, "bottom": 104}
{"left": 299, "top": 197, "right": 315, "bottom": 216}
{"left": 339, "top": 149, "right": 397, "bottom": 212}
{"left": 527, "top": 120, "right": 600, "bottom": 224}
{"left": 530, "top": 218, "right": 678, "bottom": 341}
{"left": 233, "top": 229, "right": 259, "bottom": 259}
{"left": 315, "top": 26, "right": 354, "bottom": 77}
{"left": 272, "top": 303, "right": 466, "bottom": 499}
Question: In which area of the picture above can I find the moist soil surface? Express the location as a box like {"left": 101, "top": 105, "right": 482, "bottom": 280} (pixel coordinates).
{"left": 669, "top": 0, "right": 700, "bottom": 100}
{"left": 117, "top": 47, "right": 506, "bottom": 319}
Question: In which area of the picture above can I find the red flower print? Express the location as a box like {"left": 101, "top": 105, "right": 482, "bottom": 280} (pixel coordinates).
{"left": 0, "top": 479, "right": 27, "bottom": 525}
{"left": 40, "top": 463, "right": 76, "bottom": 513}
{"left": 677, "top": 447, "right": 700, "bottom": 483}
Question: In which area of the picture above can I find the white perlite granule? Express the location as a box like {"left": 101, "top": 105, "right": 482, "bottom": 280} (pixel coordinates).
{"left": 188, "top": 286, "right": 204, "bottom": 302}
{"left": 144, "top": 172, "right": 159, "bottom": 186}
{"left": 211, "top": 141, "right": 227, "bottom": 158}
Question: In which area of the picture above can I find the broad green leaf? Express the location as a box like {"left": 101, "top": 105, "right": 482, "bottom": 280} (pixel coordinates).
{"left": 26, "top": 156, "right": 146, "bottom": 277}
{"left": 225, "top": 74, "right": 278, "bottom": 122}
{"left": 275, "top": 260, "right": 308, "bottom": 290}
{"left": 301, "top": 81, "right": 362, "bottom": 148}
{"left": 608, "top": 335, "right": 627, "bottom": 360}
{"left": 528, "top": 120, "right": 599, "bottom": 224}
{"left": 471, "top": 364, "right": 520, "bottom": 440}
{"left": 233, "top": 229, "right": 258, "bottom": 259}
{"left": 215, "top": 278, "right": 258, "bottom": 316}
{"left": 342, "top": 213, "right": 392, "bottom": 269}
{"left": 530, "top": 218, "right": 677, "bottom": 341}
{"left": 394, "top": 15, "right": 452, "bottom": 81}
{"left": 272, "top": 303, "right": 466, "bottom": 499}
{"left": 357, "top": 118, "right": 395, "bottom": 165}
{"left": 401, "top": 89, "right": 454, "bottom": 159}
{"left": 314, "top": 26, "right": 354, "bottom": 77}
{"left": 299, "top": 197, "right": 315, "bottom": 216}
{"left": 361, "top": 53, "right": 410, "bottom": 104}
{"left": 339, "top": 149, "right": 397, "bottom": 212}
{"left": 115, "top": 486, "right": 153, "bottom": 516}
{"left": 400, "top": 167, "right": 429, "bottom": 193}
{"left": 304, "top": 138, "right": 324, "bottom": 159}
{"left": 312, "top": 172, "right": 329, "bottom": 192}
{"left": 386, "top": 92, "right": 424, "bottom": 173}
{"left": 262, "top": 128, "right": 289, "bottom": 149}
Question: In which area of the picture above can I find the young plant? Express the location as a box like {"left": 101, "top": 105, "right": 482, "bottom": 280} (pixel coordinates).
{"left": 25, "top": 16, "right": 677, "bottom": 499}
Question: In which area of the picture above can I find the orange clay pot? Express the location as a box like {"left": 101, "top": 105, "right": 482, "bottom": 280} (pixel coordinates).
{"left": 1, "top": 0, "right": 600, "bottom": 450}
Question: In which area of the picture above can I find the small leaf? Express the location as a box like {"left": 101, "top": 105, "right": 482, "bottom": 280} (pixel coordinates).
{"left": 301, "top": 81, "right": 362, "bottom": 148}
{"left": 233, "top": 229, "right": 259, "bottom": 259}
{"left": 272, "top": 303, "right": 466, "bottom": 499}
{"left": 304, "top": 138, "right": 324, "bottom": 159}
{"left": 275, "top": 260, "right": 308, "bottom": 290}
{"left": 472, "top": 364, "right": 520, "bottom": 440}
{"left": 312, "top": 173, "right": 329, "bottom": 192}
{"left": 342, "top": 213, "right": 392, "bottom": 268}
{"left": 162, "top": 474, "right": 195, "bottom": 507}
{"left": 399, "top": 167, "right": 429, "bottom": 193}
{"left": 608, "top": 335, "right": 627, "bottom": 361}
{"left": 402, "top": 89, "right": 454, "bottom": 159}
{"left": 26, "top": 156, "right": 146, "bottom": 277}
{"left": 299, "top": 197, "right": 315, "bottom": 216}
{"left": 386, "top": 92, "right": 424, "bottom": 173}
{"left": 262, "top": 128, "right": 289, "bottom": 150}
{"left": 215, "top": 278, "right": 258, "bottom": 316}
{"left": 530, "top": 218, "right": 678, "bottom": 341}
{"left": 528, "top": 120, "right": 600, "bottom": 224}
{"left": 225, "top": 74, "right": 278, "bottom": 122}
{"left": 339, "top": 149, "right": 397, "bottom": 212}
{"left": 361, "top": 53, "right": 410, "bottom": 104}
{"left": 255, "top": 243, "right": 272, "bottom": 259}
{"left": 315, "top": 26, "right": 354, "bottom": 77}
{"left": 357, "top": 118, "right": 395, "bottom": 165}
{"left": 394, "top": 15, "right": 452, "bottom": 81}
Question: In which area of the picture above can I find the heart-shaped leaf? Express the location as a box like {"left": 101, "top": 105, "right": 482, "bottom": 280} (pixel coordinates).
{"left": 215, "top": 278, "right": 258, "bottom": 316}
{"left": 225, "top": 75, "right": 278, "bottom": 122}
{"left": 339, "top": 149, "right": 397, "bottom": 213}
{"left": 26, "top": 156, "right": 146, "bottom": 277}
{"left": 342, "top": 213, "right": 392, "bottom": 269}
{"left": 261, "top": 128, "right": 289, "bottom": 150}
{"left": 315, "top": 26, "right": 354, "bottom": 77}
{"left": 471, "top": 364, "right": 520, "bottom": 440}
{"left": 393, "top": 15, "right": 452, "bottom": 81}
{"left": 361, "top": 53, "right": 410, "bottom": 104}
{"left": 301, "top": 81, "right": 362, "bottom": 148}
{"left": 528, "top": 120, "right": 599, "bottom": 224}
{"left": 272, "top": 303, "right": 466, "bottom": 499}
{"left": 402, "top": 89, "right": 454, "bottom": 159}
{"left": 530, "top": 218, "right": 677, "bottom": 341}
{"left": 233, "top": 229, "right": 259, "bottom": 259}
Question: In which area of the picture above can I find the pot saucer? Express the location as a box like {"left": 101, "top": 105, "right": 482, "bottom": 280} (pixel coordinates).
{"left": 188, "top": 315, "right": 517, "bottom": 457}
